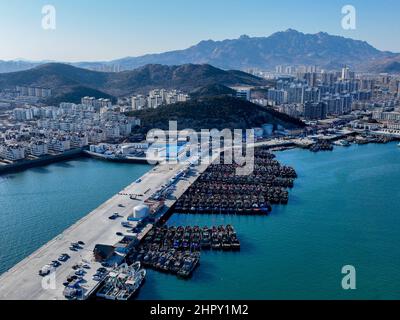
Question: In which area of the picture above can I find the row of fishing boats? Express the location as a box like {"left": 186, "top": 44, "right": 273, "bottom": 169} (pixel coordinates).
{"left": 200, "top": 165, "right": 296, "bottom": 186}
{"left": 311, "top": 135, "right": 396, "bottom": 152}
{"left": 141, "top": 225, "right": 240, "bottom": 252}
{"left": 175, "top": 148, "right": 297, "bottom": 214}
{"left": 310, "top": 140, "right": 334, "bottom": 152}
{"left": 127, "top": 225, "right": 240, "bottom": 278}
{"left": 130, "top": 250, "right": 200, "bottom": 278}
{"left": 349, "top": 135, "right": 395, "bottom": 145}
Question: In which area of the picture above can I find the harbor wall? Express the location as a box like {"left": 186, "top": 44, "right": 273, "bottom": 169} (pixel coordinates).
{"left": 0, "top": 148, "right": 85, "bottom": 175}
{"left": 83, "top": 150, "right": 153, "bottom": 164}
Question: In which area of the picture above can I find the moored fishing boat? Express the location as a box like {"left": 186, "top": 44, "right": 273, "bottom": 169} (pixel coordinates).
{"left": 96, "top": 262, "right": 146, "bottom": 300}
{"left": 177, "top": 254, "right": 200, "bottom": 278}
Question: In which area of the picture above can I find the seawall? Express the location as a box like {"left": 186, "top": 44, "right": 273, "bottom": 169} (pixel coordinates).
{"left": 0, "top": 148, "right": 85, "bottom": 175}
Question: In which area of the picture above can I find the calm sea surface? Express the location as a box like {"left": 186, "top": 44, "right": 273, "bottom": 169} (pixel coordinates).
{"left": 0, "top": 158, "right": 151, "bottom": 274}
{"left": 1, "top": 143, "right": 400, "bottom": 299}
{"left": 138, "top": 142, "right": 400, "bottom": 300}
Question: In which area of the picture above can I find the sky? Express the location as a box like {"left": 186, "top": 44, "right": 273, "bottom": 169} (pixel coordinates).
{"left": 0, "top": 0, "right": 399, "bottom": 62}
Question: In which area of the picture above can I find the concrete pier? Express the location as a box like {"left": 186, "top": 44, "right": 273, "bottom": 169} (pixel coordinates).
{"left": 0, "top": 139, "right": 279, "bottom": 300}
{"left": 0, "top": 159, "right": 210, "bottom": 300}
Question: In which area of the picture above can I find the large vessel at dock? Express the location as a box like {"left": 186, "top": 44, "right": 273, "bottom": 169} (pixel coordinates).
{"left": 85, "top": 141, "right": 188, "bottom": 164}
{"left": 84, "top": 149, "right": 150, "bottom": 164}
{"left": 96, "top": 262, "right": 146, "bottom": 300}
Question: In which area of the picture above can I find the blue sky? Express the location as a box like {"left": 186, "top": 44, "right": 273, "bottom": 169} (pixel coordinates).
{"left": 0, "top": 0, "right": 399, "bottom": 61}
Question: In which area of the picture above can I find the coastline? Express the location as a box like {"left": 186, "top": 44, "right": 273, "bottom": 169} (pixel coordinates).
{"left": 0, "top": 148, "right": 85, "bottom": 175}
{"left": 1, "top": 141, "right": 399, "bottom": 299}
{"left": 83, "top": 150, "right": 156, "bottom": 164}
{"left": 0, "top": 156, "right": 210, "bottom": 299}
{"left": 137, "top": 142, "right": 400, "bottom": 300}
{"left": 0, "top": 162, "right": 161, "bottom": 298}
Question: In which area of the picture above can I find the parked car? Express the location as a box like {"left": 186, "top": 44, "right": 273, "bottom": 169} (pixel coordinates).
{"left": 58, "top": 254, "right": 70, "bottom": 262}
{"left": 51, "top": 260, "right": 61, "bottom": 268}
{"left": 75, "top": 269, "right": 85, "bottom": 276}
{"left": 39, "top": 265, "right": 52, "bottom": 277}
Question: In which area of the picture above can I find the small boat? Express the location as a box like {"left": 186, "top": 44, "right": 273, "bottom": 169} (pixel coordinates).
{"left": 231, "top": 238, "right": 241, "bottom": 251}
{"left": 211, "top": 238, "right": 221, "bottom": 250}
{"left": 334, "top": 139, "right": 351, "bottom": 147}
{"left": 131, "top": 261, "right": 141, "bottom": 273}
{"left": 177, "top": 256, "right": 199, "bottom": 278}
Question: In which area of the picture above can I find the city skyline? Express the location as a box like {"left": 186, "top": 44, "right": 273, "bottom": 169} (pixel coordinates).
{"left": 0, "top": 0, "right": 399, "bottom": 62}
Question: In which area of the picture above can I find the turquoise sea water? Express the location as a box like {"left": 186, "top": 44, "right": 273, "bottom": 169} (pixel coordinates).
{"left": 0, "top": 158, "right": 151, "bottom": 274}
{"left": 137, "top": 142, "right": 400, "bottom": 300}
{"left": 1, "top": 143, "right": 400, "bottom": 299}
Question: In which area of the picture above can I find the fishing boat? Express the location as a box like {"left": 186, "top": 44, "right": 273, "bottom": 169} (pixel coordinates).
{"left": 231, "top": 237, "right": 241, "bottom": 250}
{"left": 96, "top": 262, "right": 145, "bottom": 300}
{"left": 116, "top": 269, "right": 146, "bottom": 301}
{"left": 334, "top": 139, "right": 351, "bottom": 147}
{"left": 177, "top": 255, "right": 200, "bottom": 278}
{"left": 63, "top": 282, "right": 83, "bottom": 300}
{"left": 211, "top": 237, "right": 221, "bottom": 250}
{"left": 200, "top": 228, "right": 211, "bottom": 249}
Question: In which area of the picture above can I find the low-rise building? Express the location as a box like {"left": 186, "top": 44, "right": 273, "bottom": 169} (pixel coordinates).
{"left": 27, "top": 141, "right": 49, "bottom": 157}
{"left": 48, "top": 138, "right": 71, "bottom": 153}
{"left": 0, "top": 144, "right": 26, "bottom": 161}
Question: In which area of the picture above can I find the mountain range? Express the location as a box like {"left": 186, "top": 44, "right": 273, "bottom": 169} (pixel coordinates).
{"left": 0, "top": 63, "right": 266, "bottom": 104}
{"left": 0, "top": 60, "right": 41, "bottom": 73}
{"left": 81, "top": 29, "right": 400, "bottom": 72}
{"left": 1, "top": 29, "right": 399, "bottom": 74}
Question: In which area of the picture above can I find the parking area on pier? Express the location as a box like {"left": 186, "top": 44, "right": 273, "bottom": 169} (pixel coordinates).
{"left": 0, "top": 158, "right": 209, "bottom": 300}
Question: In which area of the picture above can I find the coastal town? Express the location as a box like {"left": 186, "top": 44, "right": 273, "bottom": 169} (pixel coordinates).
{"left": 3, "top": 0, "right": 400, "bottom": 309}
{"left": 1, "top": 66, "right": 399, "bottom": 173}
{"left": 0, "top": 88, "right": 190, "bottom": 171}
{"left": 0, "top": 62, "right": 399, "bottom": 300}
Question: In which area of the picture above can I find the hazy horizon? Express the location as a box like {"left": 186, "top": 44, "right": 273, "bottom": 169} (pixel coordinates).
{"left": 1, "top": 28, "right": 399, "bottom": 64}
{"left": 0, "top": 0, "right": 399, "bottom": 62}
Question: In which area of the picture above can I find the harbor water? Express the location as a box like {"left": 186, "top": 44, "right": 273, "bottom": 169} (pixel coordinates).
{"left": 137, "top": 142, "right": 400, "bottom": 300}
{"left": 0, "top": 158, "right": 152, "bottom": 275}
{"left": 1, "top": 143, "right": 400, "bottom": 299}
